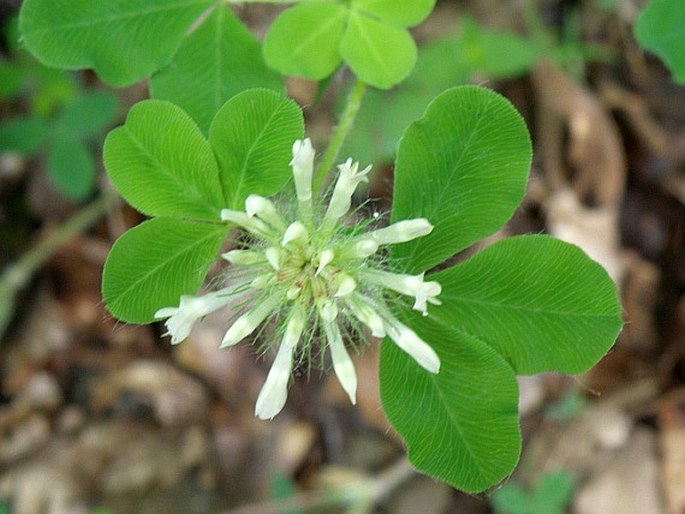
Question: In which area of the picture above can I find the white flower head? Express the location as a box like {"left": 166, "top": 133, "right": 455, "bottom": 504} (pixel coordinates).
{"left": 158, "top": 140, "right": 442, "bottom": 419}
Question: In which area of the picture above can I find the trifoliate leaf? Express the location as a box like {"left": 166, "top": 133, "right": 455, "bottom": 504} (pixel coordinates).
{"left": 263, "top": 0, "right": 434, "bottom": 89}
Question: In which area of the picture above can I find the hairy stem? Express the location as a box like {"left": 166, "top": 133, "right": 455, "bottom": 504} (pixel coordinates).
{"left": 312, "top": 78, "right": 367, "bottom": 195}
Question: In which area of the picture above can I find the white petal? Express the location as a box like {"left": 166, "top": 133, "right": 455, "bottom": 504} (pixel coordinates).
{"left": 220, "top": 209, "right": 272, "bottom": 237}
{"left": 321, "top": 159, "right": 372, "bottom": 231}
{"left": 221, "top": 249, "right": 265, "bottom": 265}
{"left": 245, "top": 194, "right": 285, "bottom": 230}
{"left": 319, "top": 300, "right": 338, "bottom": 322}
{"left": 315, "top": 249, "right": 334, "bottom": 276}
{"left": 384, "top": 316, "right": 440, "bottom": 373}
{"left": 290, "top": 138, "right": 315, "bottom": 202}
{"left": 344, "top": 294, "right": 386, "bottom": 338}
{"left": 322, "top": 315, "right": 357, "bottom": 404}
{"left": 255, "top": 340, "right": 295, "bottom": 420}
{"left": 154, "top": 307, "right": 178, "bottom": 318}
{"left": 250, "top": 274, "right": 271, "bottom": 289}
{"left": 345, "top": 239, "right": 379, "bottom": 259}
{"left": 367, "top": 218, "right": 433, "bottom": 245}
{"left": 255, "top": 304, "right": 307, "bottom": 419}
{"left": 220, "top": 295, "right": 281, "bottom": 348}
{"left": 281, "top": 221, "right": 309, "bottom": 247}
{"left": 361, "top": 270, "right": 441, "bottom": 315}
{"left": 155, "top": 289, "right": 237, "bottom": 345}
{"left": 334, "top": 274, "right": 356, "bottom": 297}
{"left": 265, "top": 247, "right": 281, "bottom": 271}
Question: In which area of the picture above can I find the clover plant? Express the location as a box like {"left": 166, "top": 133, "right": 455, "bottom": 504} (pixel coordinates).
{"left": 17, "top": 0, "right": 622, "bottom": 494}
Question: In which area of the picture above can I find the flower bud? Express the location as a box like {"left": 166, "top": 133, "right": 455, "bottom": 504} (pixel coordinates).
{"left": 315, "top": 249, "right": 335, "bottom": 276}
{"left": 245, "top": 194, "right": 285, "bottom": 230}
{"left": 281, "top": 221, "right": 309, "bottom": 247}
{"left": 383, "top": 315, "right": 440, "bottom": 373}
{"left": 321, "top": 159, "right": 372, "bottom": 231}
{"left": 254, "top": 306, "right": 306, "bottom": 420}
{"left": 220, "top": 295, "right": 280, "bottom": 348}
{"left": 367, "top": 218, "right": 433, "bottom": 245}
{"left": 322, "top": 315, "right": 357, "bottom": 404}
{"left": 290, "top": 138, "right": 315, "bottom": 202}
{"left": 221, "top": 249, "right": 265, "bottom": 265}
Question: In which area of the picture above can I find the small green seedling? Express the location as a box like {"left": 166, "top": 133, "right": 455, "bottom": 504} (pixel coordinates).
{"left": 491, "top": 471, "right": 575, "bottom": 514}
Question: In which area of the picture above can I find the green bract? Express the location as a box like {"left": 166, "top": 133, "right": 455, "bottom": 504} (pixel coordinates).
{"left": 101, "top": 86, "right": 621, "bottom": 493}
{"left": 263, "top": 0, "right": 436, "bottom": 89}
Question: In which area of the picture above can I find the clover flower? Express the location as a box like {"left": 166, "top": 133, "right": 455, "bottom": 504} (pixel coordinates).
{"left": 155, "top": 139, "right": 442, "bottom": 420}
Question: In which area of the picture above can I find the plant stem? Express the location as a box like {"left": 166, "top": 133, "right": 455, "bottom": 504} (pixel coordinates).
{"left": 312, "top": 78, "right": 367, "bottom": 195}
{"left": 0, "top": 192, "right": 117, "bottom": 341}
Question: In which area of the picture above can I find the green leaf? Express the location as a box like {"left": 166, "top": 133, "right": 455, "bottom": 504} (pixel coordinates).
{"left": 30, "top": 69, "right": 76, "bottom": 116}
{"left": 19, "top": 0, "right": 214, "bottom": 86}
{"left": 430, "top": 235, "right": 623, "bottom": 375}
{"left": 455, "top": 18, "right": 540, "bottom": 79}
{"left": 391, "top": 86, "right": 532, "bottom": 272}
{"left": 353, "top": 0, "right": 436, "bottom": 27}
{"left": 104, "top": 100, "right": 225, "bottom": 220}
{"left": 380, "top": 310, "right": 521, "bottom": 493}
{"left": 151, "top": 6, "right": 283, "bottom": 134}
{"left": 47, "top": 138, "right": 95, "bottom": 200}
{"left": 0, "top": 116, "right": 49, "bottom": 154}
{"left": 340, "top": 11, "right": 417, "bottom": 89}
{"left": 102, "top": 217, "right": 227, "bottom": 323}
{"left": 209, "top": 89, "right": 304, "bottom": 209}
{"left": 55, "top": 91, "right": 120, "bottom": 139}
{"left": 635, "top": 0, "right": 685, "bottom": 83}
{"left": 263, "top": 2, "right": 347, "bottom": 80}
